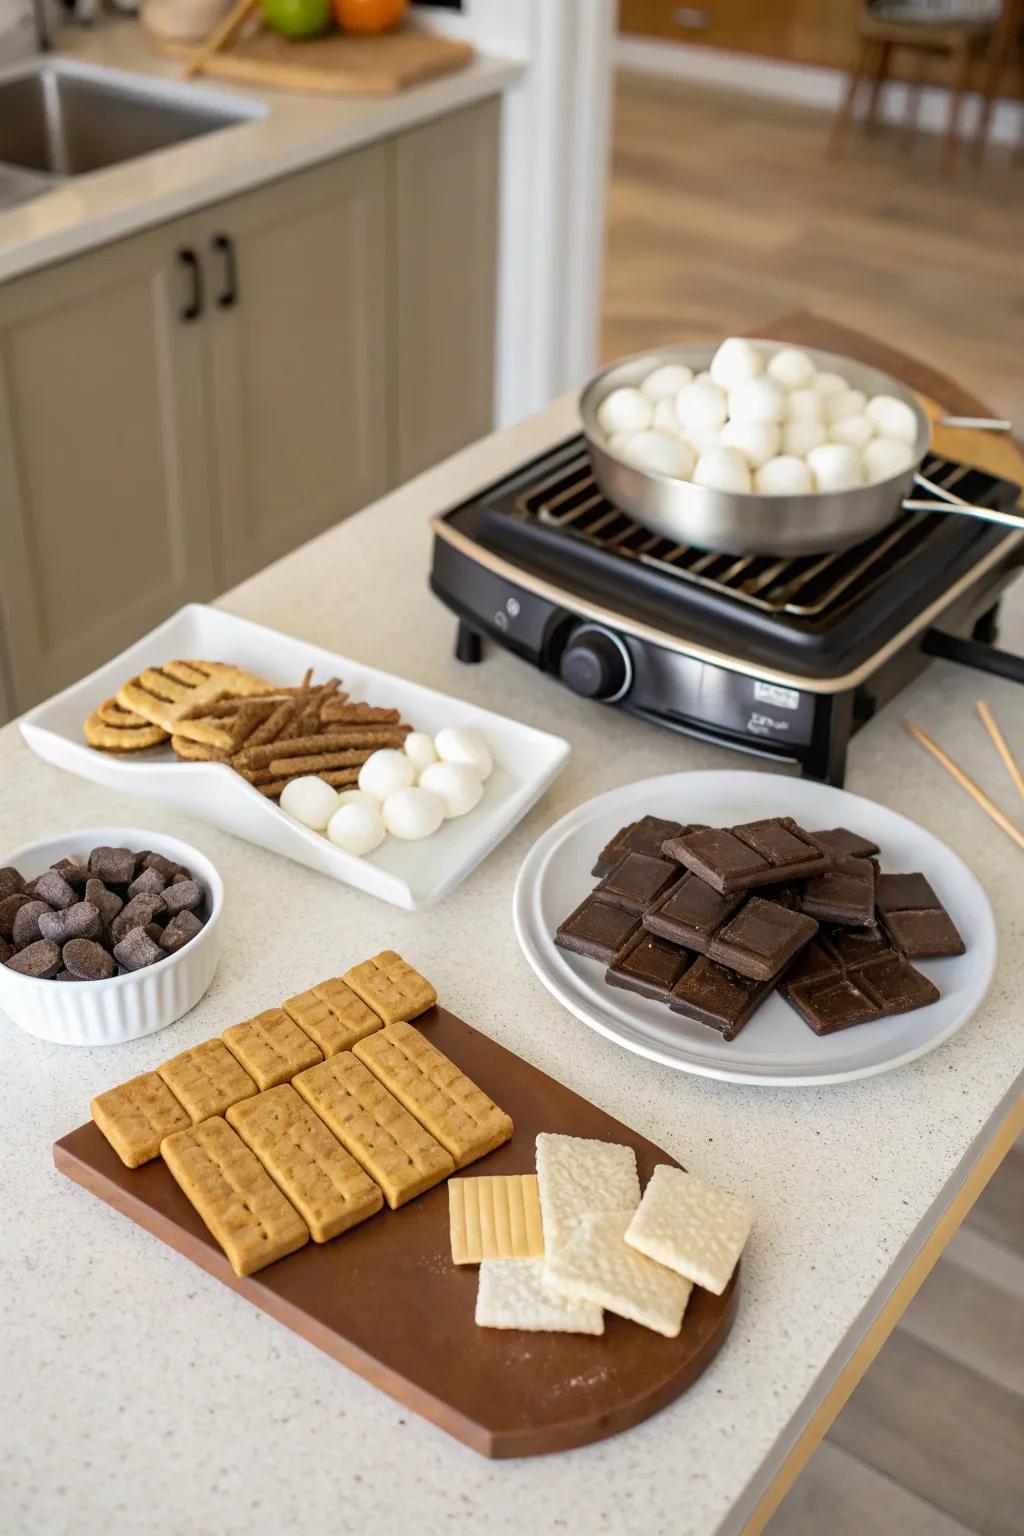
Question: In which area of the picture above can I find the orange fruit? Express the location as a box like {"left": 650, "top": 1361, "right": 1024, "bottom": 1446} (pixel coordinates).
{"left": 332, "top": 0, "right": 407, "bottom": 33}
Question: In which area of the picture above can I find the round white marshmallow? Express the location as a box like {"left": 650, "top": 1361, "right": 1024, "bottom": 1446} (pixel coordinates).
{"left": 676, "top": 380, "right": 728, "bottom": 433}
{"left": 829, "top": 413, "right": 874, "bottom": 449}
{"left": 651, "top": 398, "right": 685, "bottom": 437}
{"left": 597, "top": 386, "right": 652, "bottom": 436}
{"left": 621, "top": 431, "right": 695, "bottom": 479}
{"left": 382, "top": 787, "right": 445, "bottom": 840}
{"left": 326, "top": 803, "right": 386, "bottom": 856}
{"left": 358, "top": 748, "right": 416, "bottom": 801}
{"left": 782, "top": 420, "right": 828, "bottom": 457}
{"left": 728, "top": 377, "right": 787, "bottom": 426}
{"left": 824, "top": 388, "right": 868, "bottom": 425}
{"left": 434, "top": 726, "right": 493, "bottom": 781}
{"left": 334, "top": 789, "right": 383, "bottom": 811}
{"left": 418, "top": 761, "right": 484, "bottom": 819}
{"left": 754, "top": 455, "right": 814, "bottom": 495}
{"left": 866, "top": 394, "right": 918, "bottom": 445}
{"left": 608, "top": 430, "right": 638, "bottom": 458}
{"left": 403, "top": 731, "right": 438, "bottom": 777}
{"left": 767, "top": 347, "right": 816, "bottom": 391}
{"left": 279, "top": 775, "right": 341, "bottom": 832}
{"left": 863, "top": 436, "right": 916, "bottom": 483}
{"left": 641, "top": 363, "right": 693, "bottom": 402}
{"left": 719, "top": 419, "right": 780, "bottom": 470}
{"left": 709, "top": 337, "right": 764, "bottom": 391}
{"left": 682, "top": 425, "right": 723, "bottom": 458}
{"left": 807, "top": 443, "right": 864, "bottom": 491}
{"left": 693, "top": 446, "right": 752, "bottom": 493}
{"left": 814, "top": 371, "right": 848, "bottom": 397}
{"left": 784, "top": 387, "right": 824, "bottom": 424}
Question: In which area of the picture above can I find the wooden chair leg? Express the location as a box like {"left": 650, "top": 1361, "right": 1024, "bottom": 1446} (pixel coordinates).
{"left": 829, "top": 38, "right": 872, "bottom": 156}
{"left": 905, "top": 46, "right": 928, "bottom": 148}
{"left": 866, "top": 39, "right": 891, "bottom": 131}
{"left": 941, "top": 40, "right": 973, "bottom": 173}
{"left": 972, "top": 31, "right": 1009, "bottom": 163}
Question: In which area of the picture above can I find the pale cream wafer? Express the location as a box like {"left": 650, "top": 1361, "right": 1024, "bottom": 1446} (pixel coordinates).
{"left": 449, "top": 1174, "right": 544, "bottom": 1264}
{"left": 158, "top": 1038, "right": 257, "bottom": 1124}
{"left": 83, "top": 699, "right": 168, "bottom": 753}
{"left": 282, "top": 977, "right": 382, "bottom": 1057}
{"left": 354, "top": 1021, "right": 512, "bottom": 1169}
{"left": 227, "top": 1085, "right": 383, "bottom": 1242}
{"left": 625, "top": 1165, "right": 751, "bottom": 1295}
{"left": 343, "top": 950, "right": 436, "bottom": 1026}
{"left": 222, "top": 1006, "right": 323, "bottom": 1091}
{"left": 161, "top": 1115, "right": 309, "bottom": 1276}
{"left": 475, "top": 1258, "right": 604, "bottom": 1334}
{"left": 535, "top": 1133, "right": 641, "bottom": 1264}
{"left": 91, "top": 1070, "right": 190, "bottom": 1168}
{"left": 545, "top": 1211, "right": 692, "bottom": 1338}
{"left": 293, "top": 1052, "right": 453, "bottom": 1208}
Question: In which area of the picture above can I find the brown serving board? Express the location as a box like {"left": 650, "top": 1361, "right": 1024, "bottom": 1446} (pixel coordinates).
{"left": 161, "top": 27, "right": 474, "bottom": 96}
{"left": 54, "top": 1006, "right": 738, "bottom": 1459}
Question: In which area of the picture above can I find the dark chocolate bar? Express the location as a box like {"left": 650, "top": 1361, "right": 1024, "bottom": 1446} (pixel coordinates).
{"left": 555, "top": 895, "right": 641, "bottom": 964}
{"left": 669, "top": 955, "right": 774, "bottom": 1041}
{"left": 661, "top": 818, "right": 834, "bottom": 895}
{"left": 593, "top": 851, "right": 680, "bottom": 914}
{"left": 606, "top": 929, "right": 693, "bottom": 1003}
{"left": 643, "top": 873, "right": 743, "bottom": 947}
{"left": 644, "top": 875, "right": 817, "bottom": 982}
{"left": 801, "top": 856, "right": 876, "bottom": 928}
{"left": 812, "top": 827, "right": 881, "bottom": 860}
{"left": 780, "top": 923, "right": 939, "bottom": 1035}
{"left": 875, "top": 872, "right": 965, "bottom": 959}
{"left": 591, "top": 816, "right": 688, "bottom": 879}
{"left": 784, "top": 970, "right": 882, "bottom": 1035}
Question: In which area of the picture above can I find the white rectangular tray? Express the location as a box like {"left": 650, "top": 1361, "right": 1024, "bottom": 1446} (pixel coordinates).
{"left": 20, "top": 604, "right": 570, "bottom": 910}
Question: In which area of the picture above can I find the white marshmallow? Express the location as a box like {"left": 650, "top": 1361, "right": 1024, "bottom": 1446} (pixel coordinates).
{"left": 829, "top": 414, "right": 874, "bottom": 449}
{"left": 326, "top": 803, "right": 386, "bottom": 856}
{"left": 709, "top": 337, "right": 764, "bottom": 391}
{"left": 782, "top": 421, "right": 828, "bottom": 457}
{"left": 334, "top": 789, "right": 383, "bottom": 811}
{"left": 676, "top": 380, "right": 728, "bottom": 432}
{"left": 692, "top": 371, "right": 716, "bottom": 388}
{"left": 767, "top": 347, "right": 816, "bottom": 390}
{"left": 403, "top": 731, "right": 438, "bottom": 777}
{"left": 418, "top": 761, "right": 484, "bottom": 819}
{"left": 719, "top": 419, "right": 780, "bottom": 470}
{"left": 728, "top": 377, "right": 787, "bottom": 426}
{"left": 358, "top": 748, "right": 416, "bottom": 801}
{"left": 814, "top": 371, "right": 847, "bottom": 397}
{"left": 641, "top": 363, "right": 693, "bottom": 402}
{"left": 866, "top": 394, "right": 918, "bottom": 445}
{"left": 863, "top": 436, "right": 916, "bottom": 483}
{"left": 621, "top": 431, "right": 695, "bottom": 479}
{"left": 382, "top": 787, "right": 445, "bottom": 840}
{"left": 784, "top": 388, "right": 824, "bottom": 424}
{"left": 754, "top": 455, "right": 814, "bottom": 495}
{"left": 607, "top": 431, "right": 638, "bottom": 458}
{"left": 597, "top": 387, "right": 652, "bottom": 436}
{"left": 807, "top": 443, "right": 864, "bottom": 491}
{"left": 435, "top": 726, "right": 493, "bottom": 781}
{"left": 824, "top": 388, "right": 868, "bottom": 425}
{"left": 693, "top": 447, "right": 752, "bottom": 493}
{"left": 651, "top": 398, "right": 685, "bottom": 437}
{"left": 682, "top": 425, "right": 722, "bottom": 458}
{"left": 279, "top": 775, "right": 341, "bottom": 831}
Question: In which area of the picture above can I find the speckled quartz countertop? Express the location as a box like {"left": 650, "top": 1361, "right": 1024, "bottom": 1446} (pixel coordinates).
{"left": 2, "top": 394, "right": 1023, "bottom": 1536}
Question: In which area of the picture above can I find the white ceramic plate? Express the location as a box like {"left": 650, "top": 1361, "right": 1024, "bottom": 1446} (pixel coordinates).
{"left": 513, "top": 771, "right": 996, "bottom": 1087}
{"left": 20, "top": 604, "right": 569, "bottom": 911}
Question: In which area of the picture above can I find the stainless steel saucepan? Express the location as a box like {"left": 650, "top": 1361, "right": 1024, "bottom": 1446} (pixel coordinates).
{"left": 579, "top": 341, "right": 1024, "bottom": 558}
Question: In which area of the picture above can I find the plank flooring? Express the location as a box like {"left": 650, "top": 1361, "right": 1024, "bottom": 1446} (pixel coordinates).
{"left": 603, "top": 71, "right": 1024, "bottom": 1536}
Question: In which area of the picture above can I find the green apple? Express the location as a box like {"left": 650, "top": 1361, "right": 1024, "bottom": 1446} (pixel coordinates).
{"left": 261, "top": 0, "right": 332, "bottom": 39}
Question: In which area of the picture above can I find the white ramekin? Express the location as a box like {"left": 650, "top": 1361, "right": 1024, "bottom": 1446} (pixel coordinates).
{"left": 0, "top": 827, "right": 223, "bottom": 1047}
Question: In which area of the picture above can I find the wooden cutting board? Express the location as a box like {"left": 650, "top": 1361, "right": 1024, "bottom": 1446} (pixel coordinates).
{"left": 169, "top": 26, "right": 474, "bottom": 95}
{"left": 53, "top": 1006, "right": 739, "bottom": 1459}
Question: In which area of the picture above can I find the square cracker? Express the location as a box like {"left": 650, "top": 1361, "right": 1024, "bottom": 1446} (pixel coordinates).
{"left": 625, "top": 1165, "right": 751, "bottom": 1295}
{"left": 293, "top": 1053, "right": 453, "bottom": 1208}
{"left": 545, "top": 1211, "right": 692, "bottom": 1338}
{"left": 354, "top": 1021, "right": 512, "bottom": 1169}
{"left": 476, "top": 1259, "right": 604, "bottom": 1335}
{"left": 158, "top": 1039, "right": 257, "bottom": 1124}
{"left": 227, "top": 1085, "right": 383, "bottom": 1243}
{"left": 449, "top": 1174, "right": 544, "bottom": 1265}
{"left": 161, "top": 1116, "right": 309, "bottom": 1277}
{"left": 222, "top": 1006, "right": 323, "bottom": 1091}
{"left": 343, "top": 950, "right": 436, "bottom": 1026}
{"left": 535, "top": 1133, "right": 640, "bottom": 1262}
{"left": 281, "top": 977, "right": 382, "bottom": 1057}
{"left": 91, "top": 1071, "right": 190, "bottom": 1168}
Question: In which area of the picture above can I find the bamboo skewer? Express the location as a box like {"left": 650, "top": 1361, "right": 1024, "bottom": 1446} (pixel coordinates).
{"left": 181, "top": 0, "right": 261, "bottom": 79}
{"left": 903, "top": 718, "right": 1024, "bottom": 854}
{"left": 976, "top": 701, "right": 1024, "bottom": 802}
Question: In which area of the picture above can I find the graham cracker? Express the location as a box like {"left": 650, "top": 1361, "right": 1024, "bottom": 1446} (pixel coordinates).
{"left": 625, "top": 1165, "right": 751, "bottom": 1295}
{"left": 157, "top": 1038, "right": 257, "bottom": 1125}
{"left": 343, "top": 950, "right": 437, "bottom": 1027}
{"left": 91, "top": 1070, "right": 190, "bottom": 1168}
{"left": 476, "top": 1258, "right": 604, "bottom": 1335}
{"left": 83, "top": 699, "right": 168, "bottom": 753}
{"left": 449, "top": 1174, "right": 544, "bottom": 1264}
{"left": 118, "top": 660, "right": 271, "bottom": 735}
{"left": 227, "top": 1085, "right": 383, "bottom": 1243}
{"left": 535, "top": 1133, "right": 641, "bottom": 1264}
{"left": 161, "top": 1115, "right": 309, "bottom": 1277}
{"left": 281, "top": 977, "right": 382, "bottom": 1057}
{"left": 222, "top": 1006, "right": 323, "bottom": 1091}
{"left": 545, "top": 1211, "right": 692, "bottom": 1338}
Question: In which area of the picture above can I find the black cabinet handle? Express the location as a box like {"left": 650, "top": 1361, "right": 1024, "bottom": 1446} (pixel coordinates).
{"left": 177, "top": 247, "right": 203, "bottom": 321}
{"left": 212, "top": 233, "right": 238, "bottom": 308}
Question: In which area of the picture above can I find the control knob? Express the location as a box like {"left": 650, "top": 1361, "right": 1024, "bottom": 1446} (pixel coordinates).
{"left": 558, "top": 626, "right": 631, "bottom": 702}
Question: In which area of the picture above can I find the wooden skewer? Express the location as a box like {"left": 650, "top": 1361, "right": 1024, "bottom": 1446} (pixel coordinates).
{"left": 903, "top": 718, "right": 1024, "bottom": 854}
{"left": 181, "top": 0, "right": 260, "bottom": 80}
{"left": 976, "top": 701, "right": 1024, "bottom": 802}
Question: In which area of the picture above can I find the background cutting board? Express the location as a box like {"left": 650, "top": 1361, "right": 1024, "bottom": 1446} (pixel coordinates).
{"left": 53, "top": 1006, "right": 739, "bottom": 1458}
{"left": 172, "top": 26, "right": 474, "bottom": 95}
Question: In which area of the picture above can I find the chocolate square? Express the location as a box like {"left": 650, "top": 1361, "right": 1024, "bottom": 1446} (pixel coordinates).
{"left": 606, "top": 930, "right": 692, "bottom": 1002}
{"left": 801, "top": 856, "right": 876, "bottom": 928}
{"left": 710, "top": 898, "right": 819, "bottom": 983}
{"left": 875, "top": 872, "right": 965, "bottom": 959}
{"left": 785, "top": 972, "right": 882, "bottom": 1035}
{"left": 591, "top": 817, "right": 690, "bottom": 878}
{"left": 555, "top": 895, "right": 641, "bottom": 964}
{"left": 781, "top": 938, "right": 844, "bottom": 990}
{"left": 824, "top": 923, "right": 891, "bottom": 968}
{"left": 594, "top": 851, "right": 679, "bottom": 914}
{"left": 812, "top": 827, "right": 880, "bottom": 860}
{"left": 592, "top": 822, "right": 637, "bottom": 879}
{"left": 663, "top": 818, "right": 833, "bottom": 895}
{"left": 855, "top": 952, "right": 939, "bottom": 1015}
{"left": 669, "top": 956, "right": 773, "bottom": 1041}
{"left": 643, "top": 873, "right": 743, "bottom": 946}
{"left": 662, "top": 828, "right": 766, "bottom": 890}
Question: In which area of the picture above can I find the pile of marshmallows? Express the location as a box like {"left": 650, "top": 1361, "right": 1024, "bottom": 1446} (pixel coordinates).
{"left": 278, "top": 727, "right": 492, "bottom": 857}
{"left": 596, "top": 339, "right": 920, "bottom": 496}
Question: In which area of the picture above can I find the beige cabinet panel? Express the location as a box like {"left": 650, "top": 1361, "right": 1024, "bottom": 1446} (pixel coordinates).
{"left": 198, "top": 148, "right": 391, "bottom": 587}
{"left": 0, "top": 220, "right": 216, "bottom": 712}
{"left": 393, "top": 99, "right": 499, "bottom": 484}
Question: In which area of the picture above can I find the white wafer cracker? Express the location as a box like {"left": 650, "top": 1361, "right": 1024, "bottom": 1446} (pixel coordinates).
{"left": 625, "top": 1165, "right": 751, "bottom": 1294}
{"left": 545, "top": 1211, "right": 692, "bottom": 1338}
{"left": 535, "top": 1133, "right": 640, "bottom": 1262}
{"left": 476, "top": 1258, "right": 604, "bottom": 1335}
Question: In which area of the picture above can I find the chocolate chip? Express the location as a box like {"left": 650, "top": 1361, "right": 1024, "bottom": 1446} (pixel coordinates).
{"left": 63, "top": 937, "right": 117, "bottom": 981}
{"left": 110, "top": 893, "right": 165, "bottom": 945}
{"left": 38, "top": 901, "right": 102, "bottom": 945}
{"left": 33, "top": 870, "right": 78, "bottom": 910}
{"left": 5, "top": 939, "right": 62, "bottom": 978}
{"left": 85, "top": 878, "right": 123, "bottom": 927}
{"left": 128, "top": 867, "right": 166, "bottom": 899}
{"left": 11, "top": 899, "right": 52, "bottom": 949}
{"left": 0, "top": 892, "right": 33, "bottom": 938}
{"left": 161, "top": 880, "right": 202, "bottom": 916}
{"left": 159, "top": 909, "right": 203, "bottom": 953}
{"left": 88, "top": 846, "right": 137, "bottom": 885}
{"left": 112, "top": 927, "right": 163, "bottom": 972}
{"left": 0, "top": 936, "right": 12, "bottom": 964}
{"left": 0, "top": 867, "right": 25, "bottom": 902}
{"left": 51, "top": 857, "right": 89, "bottom": 892}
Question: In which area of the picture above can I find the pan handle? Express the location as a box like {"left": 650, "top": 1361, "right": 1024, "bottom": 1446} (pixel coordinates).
{"left": 902, "top": 471, "right": 1024, "bottom": 532}
{"left": 934, "top": 416, "right": 1012, "bottom": 432}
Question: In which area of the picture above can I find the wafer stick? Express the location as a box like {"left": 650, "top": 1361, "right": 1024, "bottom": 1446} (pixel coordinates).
{"left": 903, "top": 719, "right": 1024, "bottom": 854}
{"left": 234, "top": 728, "right": 409, "bottom": 769}
{"left": 321, "top": 701, "right": 401, "bottom": 725}
{"left": 977, "top": 701, "right": 1024, "bottom": 802}
{"left": 257, "top": 769, "right": 360, "bottom": 797}
{"left": 267, "top": 749, "right": 372, "bottom": 775}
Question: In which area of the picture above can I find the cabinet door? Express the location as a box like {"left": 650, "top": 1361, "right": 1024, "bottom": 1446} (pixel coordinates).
{"left": 198, "top": 148, "right": 390, "bottom": 587}
{"left": 0, "top": 220, "right": 216, "bottom": 712}
{"left": 393, "top": 99, "right": 499, "bottom": 484}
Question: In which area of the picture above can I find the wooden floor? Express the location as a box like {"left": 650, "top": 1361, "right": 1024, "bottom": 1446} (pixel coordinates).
{"left": 603, "top": 73, "right": 1024, "bottom": 1536}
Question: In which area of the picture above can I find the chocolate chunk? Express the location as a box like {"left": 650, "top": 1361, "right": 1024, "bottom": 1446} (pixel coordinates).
{"left": 875, "top": 872, "right": 965, "bottom": 959}
{"left": 143, "top": 851, "right": 190, "bottom": 881}
{"left": 606, "top": 929, "right": 692, "bottom": 1002}
{"left": 784, "top": 970, "right": 882, "bottom": 1035}
{"left": 594, "top": 852, "right": 678, "bottom": 915}
{"left": 823, "top": 923, "right": 891, "bottom": 968}
{"left": 63, "top": 937, "right": 117, "bottom": 981}
{"left": 779, "top": 923, "right": 937, "bottom": 1035}
{"left": 644, "top": 873, "right": 744, "bottom": 947}
{"left": 88, "top": 846, "right": 137, "bottom": 885}
{"left": 85, "top": 878, "right": 123, "bottom": 927}
{"left": 5, "top": 939, "right": 62, "bottom": 978}
{"left": 51, "top": 857, "right": 89, "bottom": 892}
{"left": 591, "top": 816, "right": 687, "bottom": 878}
{"left": 143, "top": 923, "right": 163, "bottom": 942}
{"left": 855, "top": 952, "right": 939, "bottom": 1014}
{"left": 54, "top": 970, "right": 84, "bottom": 982}
{"left": 662, "top": 818, "right": 833, "bottom": 895}
{"left": 645, "top": 876, "right": 817, "bottom": 982}
{"left": 812, "top": 827, "right": 880, "bottom": 861}
{"left": 0, "top": 866, "right": 25, "bottom": 902}
{"left": 801, "top": 856, "right": 876, "bottom": 928}
{"left": 555, "top": 895, "right": 641, "bottom": 963}
{"left": 110, "top": 893, "right": 166, "bottom": 944}
{"left": 159, "top": 909, "right": 204, "bottom": 953}
{"left": 781, "top": 938, "right": 843, "bottom": 990}
{"left": 33, "top": 870, "right": 78, "bottom": 910}
{"left": 128, "top": 867, "right": 167, "bottom": 899}
{"left": 160, "top": 879, "right": 203, "bottom": 916}
{"left": 669, "top": 956, "right": 773, "bottom": 1040}
{"left": 0, "top": 936, "right": 12, "bottom": 964}
{"left": 0, "top": 892, "right": 33, "bottom": 937}
{"left": 112, "top": 927, "right": 164, "bottom": 972}
{"left": 21, "top": 877, "right": 40, "bottom": 898}
{"left": 38, "top": 901, "right": 103, "bottom": 945}
{"left": 11, "top": 899, "right": 52, "bottom": 949}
